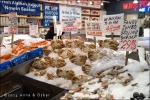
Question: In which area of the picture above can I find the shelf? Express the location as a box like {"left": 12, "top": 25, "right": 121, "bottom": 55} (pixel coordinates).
{"left": 0, "top": 25, "right": 43, "bottom": 28}
{"left": 37, "top": 0, "right": 101, "bottom": 9}
{"left": 0, "top": 14, "right": 43, "bottom": 19}
{"left": 82, "top": 14, "right": 99, "bottom": 17}
{"left": 82, "top": 14, "right": 91, "bottom": 16}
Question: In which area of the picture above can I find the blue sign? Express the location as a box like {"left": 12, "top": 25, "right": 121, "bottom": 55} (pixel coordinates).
{"left": 139, "top": 6, "right": 150, "bottom": 13}
{"left": 0, "top": 0, "right": 40, "bottom": 16}
{"left": 11, "top": 53, "right": 28, "bottom": 66}
{"left": 43, "top": 3, "right": 59, "bottom": 28}
{"left": 0, "top": 61, "right": 12, "bottom": 72}
{"left": 27, "top": 48, "right": 43, "bottom": 60}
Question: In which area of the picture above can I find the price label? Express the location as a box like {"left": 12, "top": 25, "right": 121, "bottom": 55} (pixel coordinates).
{"left": 119, "top": 19, "right": 140, "bottom": 51}
{"left": 103, "top": 13, "right": 124, "bottom": 35}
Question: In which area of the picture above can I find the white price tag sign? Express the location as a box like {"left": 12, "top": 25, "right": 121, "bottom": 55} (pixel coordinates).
{"left": 103, "top": 13, "right": 124, "bottom": 35}
{"left": 119, "top": 19, "right": 140, "bottom": 51}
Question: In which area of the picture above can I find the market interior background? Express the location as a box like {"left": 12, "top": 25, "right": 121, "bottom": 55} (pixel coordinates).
{"left": 0, "top": 0, "right": 150, "bottom": 100}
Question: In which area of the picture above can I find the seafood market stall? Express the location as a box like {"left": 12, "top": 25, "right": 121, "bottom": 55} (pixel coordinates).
{"left": 0, "top": 38, "right": 149, "bottom": 100}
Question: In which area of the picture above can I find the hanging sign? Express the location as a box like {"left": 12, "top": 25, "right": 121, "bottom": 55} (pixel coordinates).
{"left": 103, "top": 13, "right": 124, "bottom": 35}
{"left": 59, "top": 5, "right": 81, "bottom": 32}
{"left": 29, "top": 24, "right": 38, "bottom": 36}
{"left": 43, "top": 3, "right": 59, "bottom": 28}
{"left": 0, "top": 0, "right": 40, "bottom": 16}
{"left": 119, "top": 19, "right": 140, "bottom": 51}
{"left": 139, "top": 7, "right": 150, "bottom": 13}
{"left": 9, "top": 12, "right": 18, "bottom": 34}
{"left": 85, "top": 21, "right": 103, "bottom": 36}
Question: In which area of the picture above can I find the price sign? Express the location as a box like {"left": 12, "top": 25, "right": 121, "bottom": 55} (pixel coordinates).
{"left": 59, "top": 5, "right": 81, "bottom": 32}
{"left": 9, "top": 12, "right": 18, "bottom": 34}
{"left": 29, "top": 24, "right": 38, "bottom": 36}
{"left": 85, "top": 21, "right": 103, "bottom": 36}
{"left": 103, "top": 13, "right": 124, "bottom": 35}
{"left": 119, "top": 19, "right": 140, "bottom": 51}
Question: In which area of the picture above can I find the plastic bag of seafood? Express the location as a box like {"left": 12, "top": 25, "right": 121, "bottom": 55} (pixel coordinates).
{"left": 50, "top": 57, "right": 66, "bottom": 68}
{"left": 90, "top": 58, "right": 125, "bottom": 76}
{"left": 88, "top": 49, "right": 103, "bottom": 61}
{"left": 56, "top": 67, "right": 75, "bottom": 80}
{"left": 31, "top": 57, "right": 50, "bottom": 69}
{"left": 54, "top": 48, "right": 74, "bottom": 59}
{"left": 69, "top": 53, "right": 87, "bottom": 66}
{"left": 27, "top": 48, "right": 43, "bottom": 60}
{"left": 51, "top": 39, "right": 65, "bottom": 50}
{"left": 99, "top": 39, "right": 119, "bottom": 50}
{"left": 65, "top": 39, "right": 81, "bottom": 48}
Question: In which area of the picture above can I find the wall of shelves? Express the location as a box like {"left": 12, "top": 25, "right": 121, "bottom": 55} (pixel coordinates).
{"left": 0, "top": 1, "right": 106, "bottom": 35}
{"left": 81, "top": 8, "right": 101, "bottom": 29}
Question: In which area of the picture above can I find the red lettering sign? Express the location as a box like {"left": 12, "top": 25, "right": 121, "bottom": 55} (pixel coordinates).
{"left": 122, "top": 0, "right": 148, "bottom": 10}
{"left": 106, "top": 25, "right": 120, "bottom": 33}
{"left": 120, "top": 40, "right": 137, "bottom": 51}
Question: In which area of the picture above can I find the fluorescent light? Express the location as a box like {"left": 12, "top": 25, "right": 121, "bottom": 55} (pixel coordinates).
{"left": 89, "top": 1, "right": 93, "bottom": 5}
{"left": 133, "top": 0, "right": 138, "bottom": 4}
{"left": 77, "top": 0, "right": 80, "bottom": 3}
{"left": 147, "top": 2, "right": 150, "bottom": 6}
{"left": 101, "top": 2, "right": 104, "bottom": 5}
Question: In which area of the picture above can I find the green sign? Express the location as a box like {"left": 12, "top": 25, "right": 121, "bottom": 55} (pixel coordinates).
{"left": 138, "top": 12, "right": 145, "bottom": 19}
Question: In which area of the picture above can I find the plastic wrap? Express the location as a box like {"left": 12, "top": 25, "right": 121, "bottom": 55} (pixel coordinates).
{"left": 90, "top": 58, "right": 125, "bottom": 76}
{"left": 97, "top": 48, "right": 125, "bottom": 60}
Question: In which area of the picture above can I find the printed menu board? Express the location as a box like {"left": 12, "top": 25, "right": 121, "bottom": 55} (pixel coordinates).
{"left": 85, "top": 21, "right": 103, "bottom": 36}
{"left": 43, "top": 3, "right": 59, "bottom": 28}
{"left": 119, "top": 19, "right": 140, "bottom": 51}
{"left": 103, "top": 13, "right": 124, "bottom": 35}
{"left": 59, "top": 5, "right": 81, "bottom": 32}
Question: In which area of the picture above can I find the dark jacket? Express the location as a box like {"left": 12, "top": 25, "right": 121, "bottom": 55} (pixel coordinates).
{"left": 45, "top": 27, "right": 56, "bottom": 40}
{"left": 45, "top": 27, "right": 65, "bottom": 40}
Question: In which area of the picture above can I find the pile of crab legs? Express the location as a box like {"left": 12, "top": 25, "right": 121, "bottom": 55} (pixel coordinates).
{"left": 0, "top": 40, "right": 51, "bottom": 63}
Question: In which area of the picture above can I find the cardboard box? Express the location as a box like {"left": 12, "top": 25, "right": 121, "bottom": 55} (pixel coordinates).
{"left": 82, "top": 9, "right": 90, "bottom": 15}
{"left": 90, "top": 17, "right": 100, "bottom": 21}
{"left": 82, "top": 23, "right": 85, "bottom": 28}
{"left": 82, "top": 16, "right": 90, "bottom": 21}
{"left": 90, "top": 10, "right": 100, "bottom": 15}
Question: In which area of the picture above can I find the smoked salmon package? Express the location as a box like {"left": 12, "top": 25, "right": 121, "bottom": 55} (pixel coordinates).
{"left": 0, "top": 61, "right": 12, "bottom": 72}
{"left": 27, "top": 47, "right": 43, "bottom": 60}
{"left": 10, "top": 52, "right": 28, "bottom": 66}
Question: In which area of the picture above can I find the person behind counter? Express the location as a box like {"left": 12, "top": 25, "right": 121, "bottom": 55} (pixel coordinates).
{"left": 45, "top": 22, "right": 64, "bottom": 40}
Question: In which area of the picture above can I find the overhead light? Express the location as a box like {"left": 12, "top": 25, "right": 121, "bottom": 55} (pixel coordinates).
{"left": 147, "top": 2, "right": 150, "bottom": 6}
{"left": 101, "top": 2, "right": 104, "bottom": 5}
{"left": 77, "top": 0, "right": 80, "bottom": 3}
{"left": 89, "top": 1, "right": 93, "bottom": 5}
{"left": 133, "top": 0, "right": 138, "bottom": 4}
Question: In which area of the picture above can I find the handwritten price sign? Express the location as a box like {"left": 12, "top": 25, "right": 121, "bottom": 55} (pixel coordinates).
{"left": 120, "top": 40, "right": 137, "bottom": 51}
{"left": 59, "top": 5, "right": 81, "bottom": 32}
{"left": 106, "top": 25, "right": 120, "bottom": 32}
{"left": 103, "top": 13, "right": 124, "bottom": 35}
{"left": 85, "top": 21, "right": 103, "bottom": 36}
{"left": 119, "top": 19, "right": 140, "bottom": 51}
{"left": 9, "top": 12, "right": 18, "bottom": 34}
